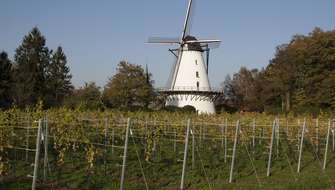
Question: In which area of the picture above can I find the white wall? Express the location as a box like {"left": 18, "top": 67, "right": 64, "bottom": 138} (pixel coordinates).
{"left": 167, "top": 48, "right": 216, "bottom": 114}
{"left": 166, "top": 94, "right": 215, "bottom": 114}
{"left": 173, "top": 50, "right": 211, "bottom": 91}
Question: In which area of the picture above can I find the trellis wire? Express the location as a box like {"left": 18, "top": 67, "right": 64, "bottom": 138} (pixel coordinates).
{"left": 1, "top": 116, "right": 335, "bottom": 189}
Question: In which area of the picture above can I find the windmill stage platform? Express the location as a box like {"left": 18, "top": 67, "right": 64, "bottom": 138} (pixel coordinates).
{"left": 157, "top": 86, "right": 223, "bottom": 110}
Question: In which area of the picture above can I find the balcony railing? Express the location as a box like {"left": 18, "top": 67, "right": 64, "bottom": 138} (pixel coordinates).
{"left": 156, "top": 86, "right": 223, "bottom": 93}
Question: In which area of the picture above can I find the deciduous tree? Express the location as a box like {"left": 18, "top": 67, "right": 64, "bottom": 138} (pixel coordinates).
{"left": 65, "top": 82, "right": 102, "bottom": 110}
{"left": 103, "top": 61, "right": 154, "bottom": 108}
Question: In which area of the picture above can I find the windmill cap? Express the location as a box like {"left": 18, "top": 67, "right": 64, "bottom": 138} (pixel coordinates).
{"left": 184, "top": 35, "right": 198, "bottom": 41}
{"left": 184, "top": 35, "right": 203, "bottom": 52}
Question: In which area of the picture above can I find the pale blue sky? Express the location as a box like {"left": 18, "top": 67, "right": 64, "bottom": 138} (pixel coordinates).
{"left": 1, "top": 0, "right": 335, "bottom": 88}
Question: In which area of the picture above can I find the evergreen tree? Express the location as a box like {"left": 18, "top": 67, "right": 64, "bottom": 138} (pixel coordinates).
{"left": 14, "top": 27, "right": 51, "bottom": 107}
{"left": 0, "top": 51, "right": 13, "bottom": 108}
{"left": 47, "top": 46, "right": 73, "bottom": 106}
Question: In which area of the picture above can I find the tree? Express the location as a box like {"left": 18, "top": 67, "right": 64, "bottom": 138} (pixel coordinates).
{"left": 218, "top": 27, "right": 335, "bottom": 114}
{"left": 217, "top": 75, "right": 238, "bottom": 113}
{"left": 221, "top": 75, "right": 234, "bottom": 101}
{"left": 298, "top": 28, "right": 335, "bottom": 112}
{"left": 225, "top": 67, "right": 263, "bottom": 112}
{"left": 260, "top": 28, "right": 335, "bottom": 113}
{"left": 103, "top": 61, "right": 154, "bottom": 108}
{"left": 13, "top": 27, "right": 51, "bottom": 107}
{"left": 46, "top": 46, "right": 73, "bottom": 106}
{"left": 0, "top": 51, "right": 13, "bottom": 108}
{"left": 64, "top": 82, "right": 103, "bottom": 110}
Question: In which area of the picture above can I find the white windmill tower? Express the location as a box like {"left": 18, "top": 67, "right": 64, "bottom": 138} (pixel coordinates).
{"left": 148, "top": 0, "right": 222, "bottom": 114}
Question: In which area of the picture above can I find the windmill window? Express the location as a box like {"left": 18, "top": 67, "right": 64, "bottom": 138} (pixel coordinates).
{"left": 196, "top": 71, "right": 199, "bottom": 78}
{"left": 196, "top": 81, "right": 199, "bottom": 89}
{"left": 195, "top": 59, "right": 198, "bottom": 65}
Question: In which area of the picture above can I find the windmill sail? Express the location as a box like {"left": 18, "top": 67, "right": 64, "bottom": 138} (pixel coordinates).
{"left": 170, "top": 47, "right": 184, "bottom": 89}
{"left": 166, "top": 54, "right": 178, "bottom": 88}
{"left": 181, "top": 0, "right": 194, "bottom": 40}
{"left": 170, "top": 0, "right": 195, "bottom": 89}
{"left": 147, "top": 37, "right": 180, "bottom": 44}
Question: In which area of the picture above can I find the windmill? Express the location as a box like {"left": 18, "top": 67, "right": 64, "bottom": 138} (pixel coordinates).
{"left": 148, "top": 0, "right": 222, "bottom": 114}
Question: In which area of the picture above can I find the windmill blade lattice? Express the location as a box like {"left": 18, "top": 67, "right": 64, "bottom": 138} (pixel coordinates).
{"left": 147, "top": 37, "right": 180, "bottom": 44}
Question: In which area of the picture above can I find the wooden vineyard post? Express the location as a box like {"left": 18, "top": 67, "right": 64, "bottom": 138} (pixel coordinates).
{"left": 104, "top": 118, "right": 109, "bottom": 146}
{"left": 259, "top": 127, "right": 264, "bottom": 145}
{"left": 168, "top": 121, "right": 172, "bottom": 150}
{"left": 145, "top": 118, "right": 148, "bottom": 144}
{"left": 202, "top": 122, "right": 206, "bottom": 145}
{"left": 26, "top": 117, "right": 30, "bottom": 162}
{"left": 166, "top": 120, "right": 169, "bottom": 136}
{"left": 43, "top": 117, "right": 49, "bottom": 182}
{"left": 332, "top": 120, "right": 334, "bottom": 152}
{"left": 112, "top": 126, "right": 115, "bottom": 154}
{"left": 316, "top": 118, "right": 319, "bottom": 154}
{"left": 174, "top": 128, "right": 177, "bottom": 153}
{"left": 224, "top": 118, "right": 228, "bottom": 163}
{"left": 32, "top": 119, "right": 42, "bottom": 190}
{"left": 191, "top": 128, "right": 195, "bottom": 170}
{"left": 252, "top": 118, "right": 256, "bottom": 151}
{"left": 297, "top": 119, "right": 301, "bottom": 146}
{"left": 276, "top": 118, "right": 280, "bottom": 158}
{"left": 323, "top": 119, "right": 331, "bottom": 170}
{"left": 297, "top": 118, "right": 306, "bottom": 173}
{"left": 267, "top": 120, "right": 276, "bottom": 177}
{"left": 203, "top": 122, "right": 206, "bottom": 140}
{"left": 120, "top": 118, "right": 131, "bottom": 190}
{"left": 180, "top": 119, "right": 190, "bottom": 190}
{"left": 199, "top": 124, "right": 203, "bottom": 148}
{"left": 153, "top": 120, "right": 157, "bottom": 153}
{"left": 229, "top": 120, "right": 240, "bottom": 183}
{"left": 104, "top": 118, "right": 108, "bottom": 176}
{"left": 221, "top": 122, "right": 224, "bottom": 148}
{"left": 286, "top": 119, "right": 289, "bottom": 138}
{"left": 142, "top": 118, "right": 147, "bottom": 158}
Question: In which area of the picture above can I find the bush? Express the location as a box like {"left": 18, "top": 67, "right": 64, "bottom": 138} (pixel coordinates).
{"left": 181, "top": 105, "right": 196, "bottom": 113}
{"left": 163, "top": 105, "right": 196, "bottom": 113}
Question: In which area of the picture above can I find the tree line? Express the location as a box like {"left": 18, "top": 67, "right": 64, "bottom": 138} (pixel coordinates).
{"left": 1, "top": 27, "right": 335, "bottom": 114}
{"left": 0, "top": 27, "right": 154, "bottom": 110}
{"left": 0, "top": 27, "right": 73, "bottom": 108}
{"left": 220, "top": 27, "right": 335, "bottom": 115}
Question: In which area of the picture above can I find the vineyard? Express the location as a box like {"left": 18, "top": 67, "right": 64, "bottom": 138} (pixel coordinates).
{"left": 0, "top": 108, "right": 335, "bottom": 190}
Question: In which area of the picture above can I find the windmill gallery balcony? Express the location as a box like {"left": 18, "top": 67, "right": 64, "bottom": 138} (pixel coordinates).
{"left": 156, "top": 86, "right": 223, "bottom": 104}
{"left": 157, "top": 86, "right": 223, "bottom": 93}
